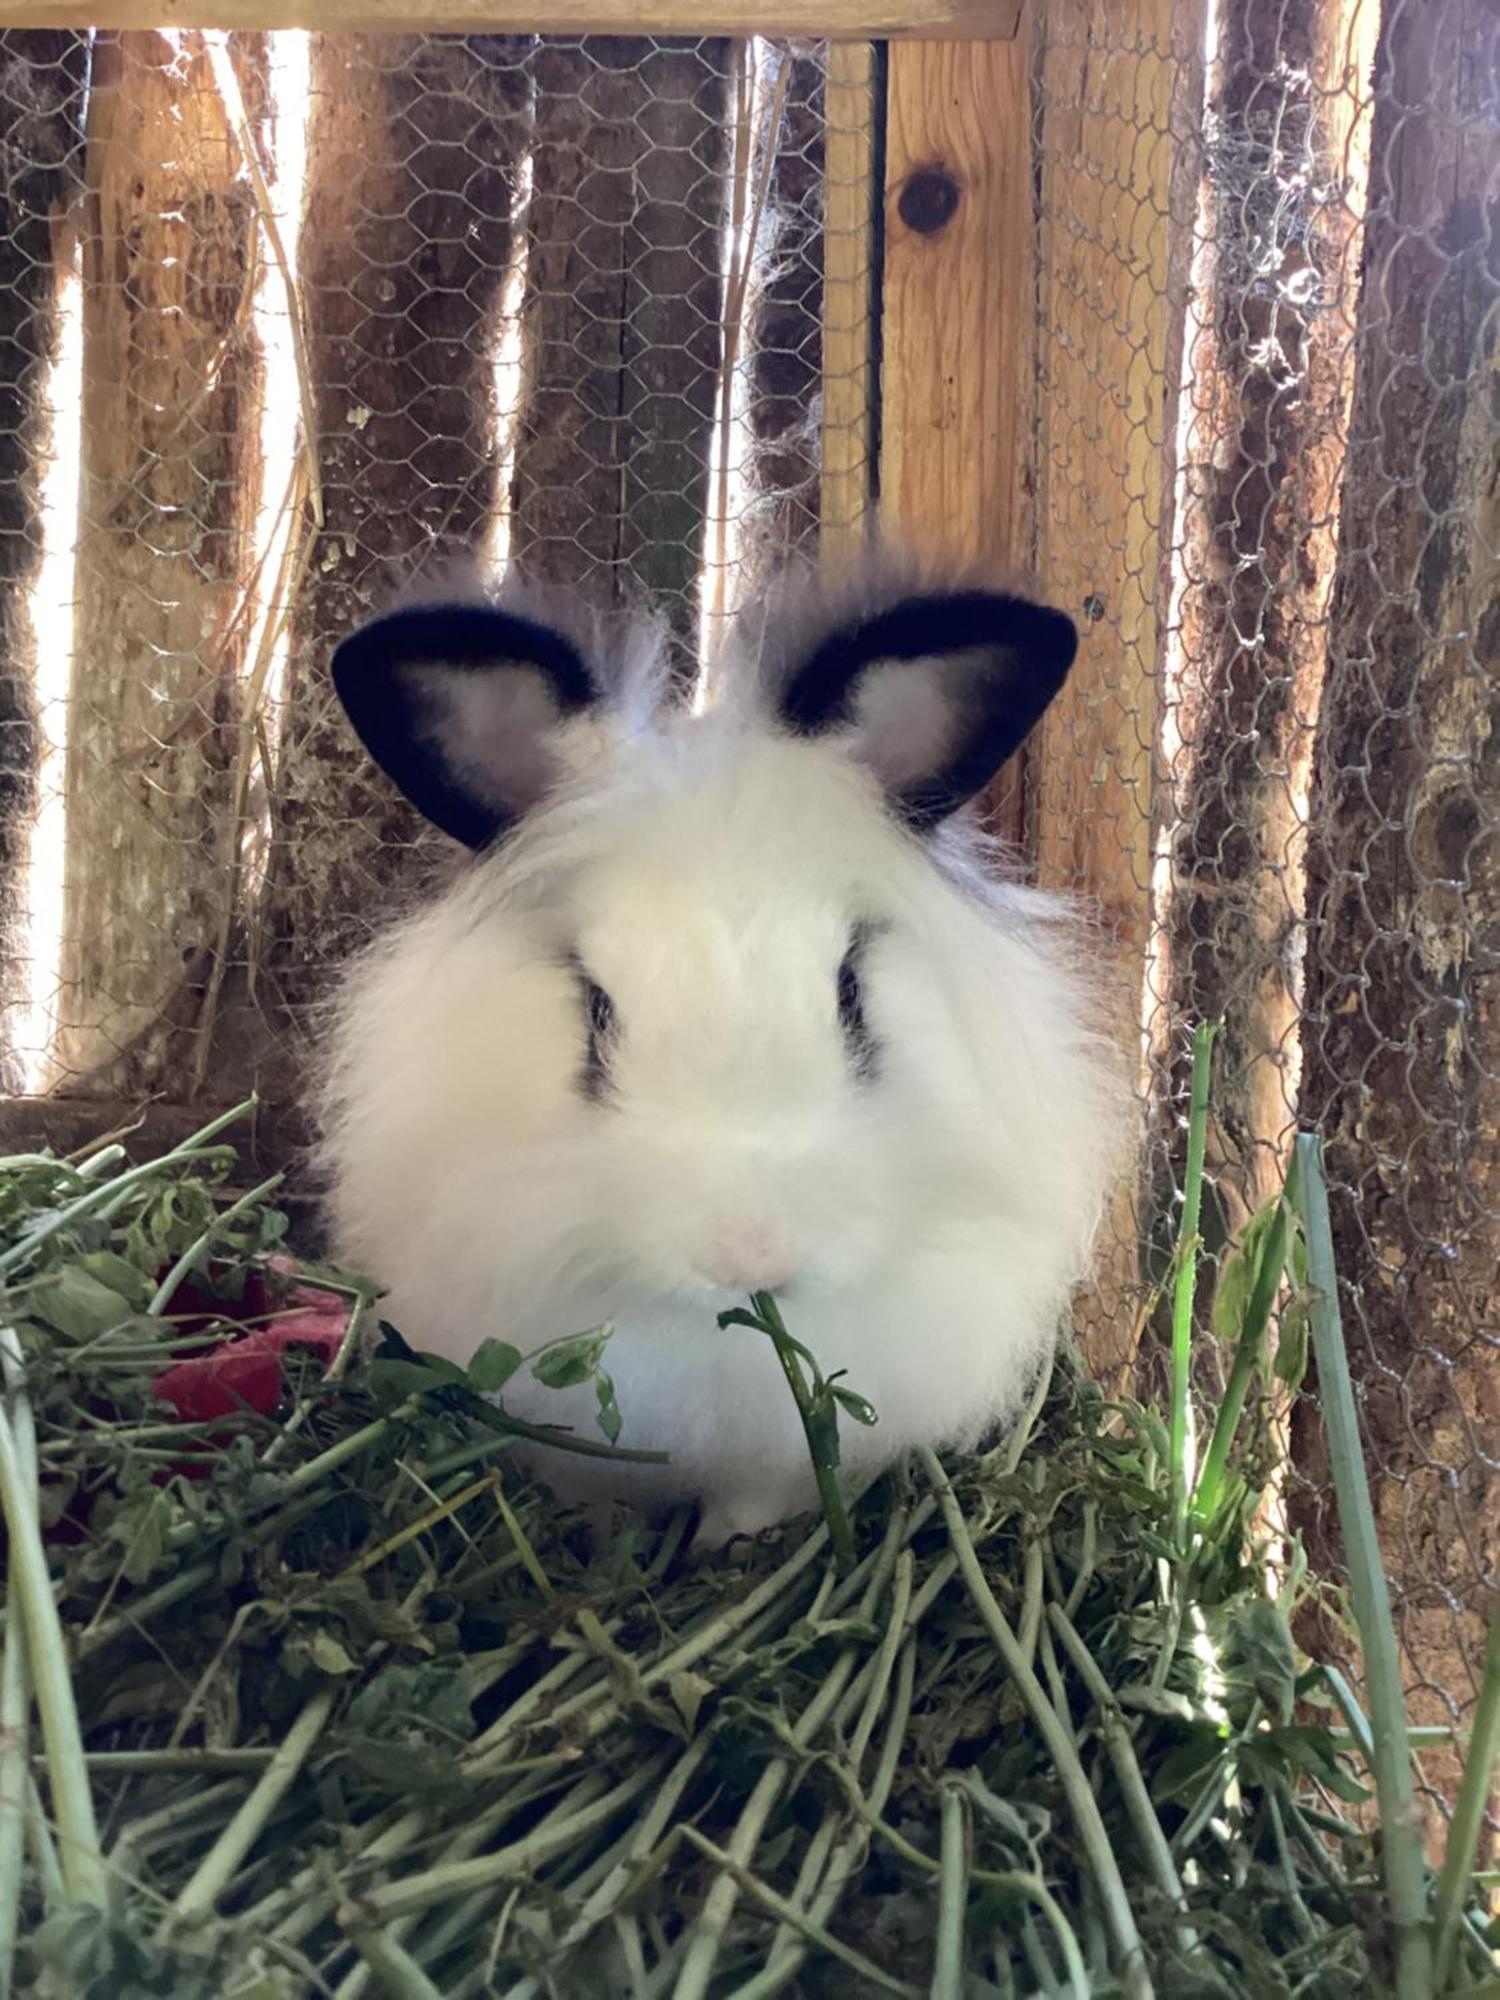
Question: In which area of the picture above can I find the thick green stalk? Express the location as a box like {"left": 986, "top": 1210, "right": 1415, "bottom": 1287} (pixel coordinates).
{"left": 1295, "top": 1134, "right": 1433, "bottom": 2000}
{"left": 0, "top": 1330, "right": 105, "bottom": 1911}
{"left": 1432, "top": 1598, "right": 1500, "bottom": 1992}
{"left": 932, "top": 1781, "right": 971, "bottom": 1999}
{"left": 1170, "top": 1021, "right": 1217, "bottom": 1546}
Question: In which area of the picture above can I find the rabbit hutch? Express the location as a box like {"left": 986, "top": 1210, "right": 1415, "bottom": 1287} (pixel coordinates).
{"left": 0, "top": 0, "right": 1495, "bottom": 1989}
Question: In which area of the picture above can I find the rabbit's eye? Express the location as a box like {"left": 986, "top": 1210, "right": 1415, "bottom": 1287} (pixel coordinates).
{"left": 837, "top": 925, "right": 879, "bottom": 1082}
{"left": 567, "top": 959, "right": 617, "bottom": 1102}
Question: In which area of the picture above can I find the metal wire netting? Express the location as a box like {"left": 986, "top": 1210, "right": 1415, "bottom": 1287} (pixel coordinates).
{"left": 0, "top": 28, "right": 872, "bottom": 1111}
{"left": 1029, "top": 0, "right": 1497, "bottom": 1833}
{"left": 0, "top": 5, "right": 1493, "bottom": 1836}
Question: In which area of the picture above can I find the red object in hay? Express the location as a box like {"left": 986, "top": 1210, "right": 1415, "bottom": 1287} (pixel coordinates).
{"left": 152, "top": 1257, "right": 350, "bottom": 1428}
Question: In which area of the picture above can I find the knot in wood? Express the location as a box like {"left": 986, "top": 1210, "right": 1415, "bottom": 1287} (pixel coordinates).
{"left": 898, "top": 167, "right": 960, "bottom": 237}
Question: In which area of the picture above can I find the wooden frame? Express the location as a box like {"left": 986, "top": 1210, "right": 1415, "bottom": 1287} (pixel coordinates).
{"left": 0, "top": 0, "right": 1022, "bottom": 36}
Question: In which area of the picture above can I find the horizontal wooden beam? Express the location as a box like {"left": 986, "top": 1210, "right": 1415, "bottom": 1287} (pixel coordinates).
{"left": 0, "top": 0, "right": 1021, "bottom": 36}
{"left": 0, "top": 1095, "right": 314, "bottom": 1197}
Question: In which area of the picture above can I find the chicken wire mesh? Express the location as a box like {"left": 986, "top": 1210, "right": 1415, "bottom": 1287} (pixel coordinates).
{"left": 0, "top": 0, "right": 1494, "bottom": 1837}
{"left": 1029, "top": 0, "right": 1497, "bottom": 1835}
{"left": 0, "top": 26, "right": 873, "bottom": 1117}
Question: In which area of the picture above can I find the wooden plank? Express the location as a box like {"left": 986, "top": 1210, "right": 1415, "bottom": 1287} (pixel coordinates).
{"left": 880, "top": 35, "right": 1034, "bottom": 570}
{"left": 0, "top": 30, "right": 87, "bottom": 1091}
{"left": 0, "top": 0, "right": 1023, "bottom": 37}
{"left": 1028, "top": 0, "right": 1187, "bottom": 1378}
{"left": 879, "top": 29, "right": 1034, "bottom": 846}
{"left": 818, "top": 39, "right": 875, "bottom": 554}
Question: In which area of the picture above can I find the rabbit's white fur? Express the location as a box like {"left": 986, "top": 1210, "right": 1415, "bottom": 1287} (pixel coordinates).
{"left": 316, "top": 556, "right": 1129, "bottom": 1544}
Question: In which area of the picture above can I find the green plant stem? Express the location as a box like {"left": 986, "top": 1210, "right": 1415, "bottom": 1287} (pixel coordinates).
{"left": 1046, "top": 1603, "right": 1190, "bottom": 1922}
{"left": 341, "top": 1918, "right": 448, "bottom": 2000}
{"left": 919, "top": 1450, "right": 1153, "bottom": 2000}
{"left": 146, "top": 1170, "right": 286, "bottom": 1314}
{"left": 677, "top": 1828, "right": 918, "bottom": 1998}
{"left": 1192, "top": 1194, "right": 1291, "bottom": 1527}
{"left": 170, "top": 1684, "right": 335, "bottom": 1926}
{"left": 932, "top": 1780, "right": 971, "bottom": 1999}
{"left": 1294, "top": 1133, "right": 1433, "bottom": 2000}
{"left": 0, "top": 1098, "right": 252, "bottom": 1279}
{"left": 0, "top": 1457, "right": 31, "bottom": 1994}
{"left": 728, "top": 1293, "right": 857, "bottom": 1569}
{"left": 1171, "top": 1021, "right": 1217, "bottom": 1547}
{"left": 366, "top": 1758, "right": 668, "bottom": 1922}
{"left": 1433, "top": 1597, "right": 1500, "bottom": 1992}
{"left": 0, "top": 1330, "right": 105, "bottom": 1911}
{"left": 671, "top": 1548, "right": 889, "bottom": 2000}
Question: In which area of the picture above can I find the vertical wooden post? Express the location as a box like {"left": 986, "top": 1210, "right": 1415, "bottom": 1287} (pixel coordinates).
{"left": 1163, "top": 0, "right": 1378, "bottom": 1239}
{"left": 0, "top": 30, "right": 86, "bottom": 1091}
{"left": 1297, "top": 0, "right": 1500, "bottom": 1844}
{"left": 1028, "top": 0, "right": 1189, "bottom": 1376}
{"left": 880, "top": 26, "right": 1036, "bottom": 848}
{"left": 266, "top": 34, "right": 528, "bottom": 1056}
{"left": 57, "top": 31, "right": 263, "bottom": 1093}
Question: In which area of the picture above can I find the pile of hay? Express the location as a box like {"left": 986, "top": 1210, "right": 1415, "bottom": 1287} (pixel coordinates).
{"left": 1, "top": 1085, "right": 1496, "bottom": 1999}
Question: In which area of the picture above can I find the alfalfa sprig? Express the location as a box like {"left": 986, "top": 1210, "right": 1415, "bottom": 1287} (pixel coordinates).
{"left": 718, "top": 1288, "right": 876, "bottom": 1570}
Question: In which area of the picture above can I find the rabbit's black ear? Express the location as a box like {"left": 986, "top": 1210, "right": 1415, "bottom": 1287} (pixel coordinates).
{"left": 331, "top": 603, "right": 600, "bottom": 849}
{"left": 776, "top": 591, "right": 1077, "bottom": 830}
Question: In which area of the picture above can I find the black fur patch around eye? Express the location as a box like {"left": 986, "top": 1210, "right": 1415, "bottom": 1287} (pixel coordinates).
{"left": 563, "top": 955, "right": 617, "bottom": 1102}
{"left": 837, "top": 924, "right": 881, "bottom": 1081}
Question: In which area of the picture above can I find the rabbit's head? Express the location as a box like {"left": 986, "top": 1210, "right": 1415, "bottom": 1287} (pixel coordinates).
{"left": 319, "top": 552, "right": 1114, "bottom": 1399}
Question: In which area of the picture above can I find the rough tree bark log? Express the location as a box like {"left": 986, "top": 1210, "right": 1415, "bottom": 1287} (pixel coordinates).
{"left": 0, "top": 28, "right": 85, "bottom": 1091}
{"left": 510, "top": 36, "right": 728, "bottom": 677}
{"left": 263, "top": 33, "right": 528, "bottom": 1071}
{"left": 1163, "top": 0, "right": 1377, "bottom": 1240}
{"left": 1296, "top": 0, "right": 1499, "bottom": 1842}
{"left": 55, "top": 31, "right": 263, "bottom": 1095}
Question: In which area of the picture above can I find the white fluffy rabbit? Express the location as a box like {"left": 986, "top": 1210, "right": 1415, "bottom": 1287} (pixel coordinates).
{"left": 316, "top": 549, "right": 1127, "bottom": 1546}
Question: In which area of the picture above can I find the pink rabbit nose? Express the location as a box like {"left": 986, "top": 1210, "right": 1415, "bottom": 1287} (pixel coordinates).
{"left": 698, "top": 1228, "right": 799, "bottom": 1297}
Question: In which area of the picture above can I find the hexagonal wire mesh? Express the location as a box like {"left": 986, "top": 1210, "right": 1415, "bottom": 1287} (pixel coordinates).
{"left": 0, "top": 3, "right": 1493, "bottom": 1838}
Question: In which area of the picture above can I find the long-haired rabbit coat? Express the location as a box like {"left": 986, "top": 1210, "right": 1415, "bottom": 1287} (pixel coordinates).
{"left": 317, "top": 552, "right": 1127, "bottom": 1545}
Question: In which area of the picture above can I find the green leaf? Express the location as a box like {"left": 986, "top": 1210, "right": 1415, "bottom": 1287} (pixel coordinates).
{"left": 1274, "top": 1297, "right": 1310, "bottom": 1392}
{"left": 31, "top": 1264, "right": 136, "bottom": 1342}
{"left": 74, "top": 1249, "right": 152, "bottom": 1310}
{"left": 667, "top": 1670, "right": 715, "bottom": 1734}
{"left": 468, "top": 1338, "right": 523, "bottom": 1393}
{"left": 1118, "top": 1684, "right": 1220, "bottom": 1727}
{"left": 531, "top": 1324, "right": 613, "bottom": 1391}
{"left": 308, "top": 1629, "right": 359, "bottom": 1676}
{"left": 1211, "top": 1197, "right": 1282, "bottom": 1345}
{"left": 365, "top": 1354, "right": 467, "bottom": 1402}
{"left": 831, "top": 1385, "right": 879, "bottom": 1428}
{"left": 1223, "top": 1597, "right": 1298, "bottom": 1725}
{"left": 594, "top": 1368, "right": 622, "bottom": 1445}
